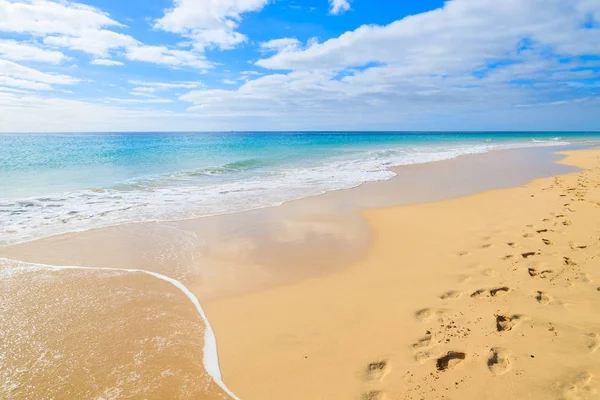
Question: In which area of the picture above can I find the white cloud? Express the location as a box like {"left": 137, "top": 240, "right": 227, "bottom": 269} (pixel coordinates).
{"left": 91, "top": 59, "right": 124, "bottom": 66}
{"left": 0, "top": 59, "right": 79, "bottom": 85}
{"left": 257, "top": 0, "right": 600, "bottom": 71}
{"left": 329, "top": 0, "right": 350, "bottom": 15}
{"left": 0, "top": 39, "right": 68, "bottom": 63}
{"left": 0, "top": 76, "right": 53, "bottom": 91}
{"left": 154, "top": 0, "right": 270, "bottom": 51}
{"left": 125, "top": 45, "right": 211, "bottom": 70}
{"left": 43, "top": 30, "right": 137, "bottom": 56}
{"left": 0, "top": 0, "right": 122, "bottom": 36}
{"left": 260, "top": 38, "right": 301, "bottom": 53}
{"left": 130, "top": 91, "right": 156, "bottom": 98}
{"left": 222, "top": 79, "right": 237, "bottom": 84}
{"left": 128, "top": 80, "right": 202, "bottom": 89}
{"left": 105, "top": 97, "right": 174, "bottom": 104}
{"left": 132, "top": 87, "right": 157, "bottom": 94}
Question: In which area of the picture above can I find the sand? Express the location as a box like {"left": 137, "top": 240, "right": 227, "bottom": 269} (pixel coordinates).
{"left": 206, "top": 148, "right": 600, "bottom": 399}
{"left": 2, "top": 147, "right": 599, "bottom": 399}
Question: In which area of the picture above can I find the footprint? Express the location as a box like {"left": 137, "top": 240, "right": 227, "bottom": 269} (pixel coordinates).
{"left": 440, "top": 290, "right": 462, "bottom": 300}
{"left": 364, "top": 360, "right": 390, "bottom": 382}
{"left": 487, "top": 347, "right": 511, "bottom": 376}
{"left": 414, "top": 351, "right": 438, "bottom": 364}
{"left": 563, "top": 220, "right": 572, "bottom": 226}
{"left": 415, "top": 308, "right": 434, "bottom": 323}
{"left": 536, "top": 229, "right": 549, "bottom": 234}
{"left": 564, "top": 257, "right": 577, "bottom": 266}
{"left": 482, "top": 243, "right": 493, "bottom": 249}
{"left": 412, "top": 333, "right": 436, "bottom": 349}
{"left": 495, "top": 314, "right": 515, "bottom": 332}
{"left": 587, "top": 333, "right": 599, "bottom": 353}
{"left": 542, "top": 238, "right": 554, "bottom": 245}
{"left": 536, "top": 291, "right": 552, "bottom": 305}
{"left": 361, "top": 391, "right": 387, "bottom": 400}
{"left": 528, "top": 268, "right": 553, "bottom": 278}
{"left": 458, "top": 251, "right": 471, "bottom": 257}
{"left": 560, "top": 371, "right": 594, "bottom": 399}
{"left": 490, "top": 287, "right": 511, "bottom": 297}
{"left": 436, "top": 351, "right": 466, "bottom": 371}
{"left": 471, "top": 289, "right": 487, "bottom": 298}
{"left": 523, "top": 233, "right": 535, "bottom": 238}
{"left": 522, "top": 251, "right": 537, "bottom": 259}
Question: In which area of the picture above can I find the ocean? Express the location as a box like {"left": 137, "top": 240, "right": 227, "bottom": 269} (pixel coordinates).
{"left": 2, "top": 131, "right": 599, "bottom": 246}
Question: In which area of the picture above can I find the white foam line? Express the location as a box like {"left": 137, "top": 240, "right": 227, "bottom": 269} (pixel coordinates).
{"left": 0, "top": 257, "right": 240, "bottom": 400}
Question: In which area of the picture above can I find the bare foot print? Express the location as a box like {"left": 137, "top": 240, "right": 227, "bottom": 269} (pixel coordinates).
{"left": 528, "top": 268, "right": 553, "bottom": 278}
{"left": 536, "top": 291, "right": 552, "bottom": 305}
{"left": 436, "top": 351, "right": 466, "bottom": 371}
{"left": 522, "top": 251, "right": 537, "bottom": 259}
{"left": 487, "top": 347, "right": 511, "bottom": 376}
{"left": 495, "top": 314, "right": 515, "bottom": 332}
{"left": 542, "top": 238, "right": 554, "bottom": 245}
{"left": 471, "top": 289, "right": 487, "bottom": 298}
{"left": 361, "top": 390, "right": 387, "bottom": 400}
{"left": 440, "top": 290, "right": 462, "bottom": 300}
{"left": 563, "top": 220, "right": 572, "bottom": 226}
{"left": 365, "top": 360, "right": 390, "bottom": 382}
{"left": 536, "top": 229, "right": 548, "bottom": 234}
{"left": 412, "top": 333, "right": 436, "bottom": 350}
{"left": 560, "top": 371, "right": 594, "bottom": 400}
{"left": 490, "top": 287, "right": 511, "bottom": 297}
{"left": 587, "top": 333, "right": 599, "bottom": 353}
{"left": 415, "top": 308, "right": 434, "bottom": 323}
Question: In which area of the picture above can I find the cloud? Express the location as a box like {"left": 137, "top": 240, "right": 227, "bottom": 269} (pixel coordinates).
{"left": 105, "top": 97, "right": 174, "bottom": 104}
{"left": 43, "top": 30, "right": 137, "bottom": 56}
{"left": 258, "top": 0, "right": 600, "bottom": 71}
{"left": 132, "top": 87, "right": 156, "bottom": 94}
{"left": 125, "top": 45, "right": 212, "bottom": 70}
{"left": 222, "top": 79, "right": 237, "bottom": 84}
{"left": 260, "top": 38, "right": 301, "bottom": 53}
{"left": 91, "top": 59, "right": 124, "bottom": 66}
{"left": 154, "top": 0, "right": 270, "bottom": 51}
{"left": 0, "top": 59, "right": 79, "bottom": 86}
{"left": 329, "top": 0, "right": 350, "bottom": 15}
{"left": 0, "top": 39, "right": 69, "bottom": 63}
{"left": 0, "top": 0, "right": 122, "bottom": 36}
{"left": 128, "top": 80, "right": 202, "bottom": 89}
{"left": 0, "top": 76, "right": 53, "bottom": 91}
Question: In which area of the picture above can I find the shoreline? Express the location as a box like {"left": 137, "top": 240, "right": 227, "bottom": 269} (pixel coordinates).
{"left": 2, "top": 145, "right": 599, "bottom": 399}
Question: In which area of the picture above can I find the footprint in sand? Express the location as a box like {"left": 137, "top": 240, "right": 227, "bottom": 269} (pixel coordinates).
{"left": 440, "top": 290, "right": 463, "bottom": 300}
{"left": 521, "top": 251, "right": 537, "bottom": 259}
{"left": 563, "top": 220, "right": 573, "bottom": 226}
{"left": 364, "top": 360, "right": 390, "bottom": 382}
{"left": 536, "top": 291, "right": 553, "bottom": 305}
{"left": 436, "top": 351, "right": 466, "bottom": 371}
{"left": 482, "top": 243, "right": 493, "bottom": 249}
{"left": 560, "top": 371, "right": 595, "bottom": 400}
{"left": 415, "top": 308, "right": 434, "bottom": 323}
{"left": 487, "top": 347, "right": 512, "bottom": 376}
{"left": 412, "top": 333, "right": 436, "bottom": 350}
{"left": 471, "top": 289, "right": 488, "bottom": 298}
{"left": 528, "top": 268, "right": 553, "bottom": 278}
{"left": 496, "top": 314, "right": 517, "bottom": 332}
{"left": 490, "top": 287, "right": 511, "bottom": 297}
{"left": 542, "top": 238, "right": 554, "bottom": 245}
{"left": 587, "top": 333, "right": 599, "bottom": 353}
{"left": 361, "top": 390, "right": 387, "bottom": 400}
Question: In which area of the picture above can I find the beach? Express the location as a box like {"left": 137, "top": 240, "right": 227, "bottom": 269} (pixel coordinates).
{"left": 2, "top": 145, "right": 600, "bottom": 399}
{"left": 206, "top": 147, "right": 600, "bottom": 399}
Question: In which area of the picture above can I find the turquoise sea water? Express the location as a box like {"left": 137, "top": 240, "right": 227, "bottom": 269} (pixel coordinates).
{"left": 1, "top": 132, "right": 599, "bottom": 245}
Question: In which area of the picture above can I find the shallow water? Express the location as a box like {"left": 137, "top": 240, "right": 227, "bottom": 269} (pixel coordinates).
{"left": 2, "top": 132, "right": 597, "bottom": 246}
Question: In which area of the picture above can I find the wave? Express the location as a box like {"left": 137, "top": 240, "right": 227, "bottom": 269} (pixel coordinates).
{"left": 0, "top": 139, "right": 571, "bottom": 246}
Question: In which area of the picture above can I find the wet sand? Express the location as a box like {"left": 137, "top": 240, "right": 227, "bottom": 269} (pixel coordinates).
{"left": 1, "top": 145, "right": 598, "bottom": 399}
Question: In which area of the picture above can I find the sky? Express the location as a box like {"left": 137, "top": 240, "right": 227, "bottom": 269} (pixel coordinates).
{"left": 0, "top": 0, "right": 599, "bottom": 132}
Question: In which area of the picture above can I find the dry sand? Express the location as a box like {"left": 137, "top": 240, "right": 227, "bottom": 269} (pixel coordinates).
{"left": 206, "top": 148, "right": 600, "bottom": 400}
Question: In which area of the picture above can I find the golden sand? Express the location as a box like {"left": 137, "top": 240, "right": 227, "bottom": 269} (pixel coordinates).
{"left": 206, "top": 148, "right": 600, "bottom": 399}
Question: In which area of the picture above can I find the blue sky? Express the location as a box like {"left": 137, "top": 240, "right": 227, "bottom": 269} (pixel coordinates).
{"left": 0, "top": 0, "right": 599, "bottom": 132}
